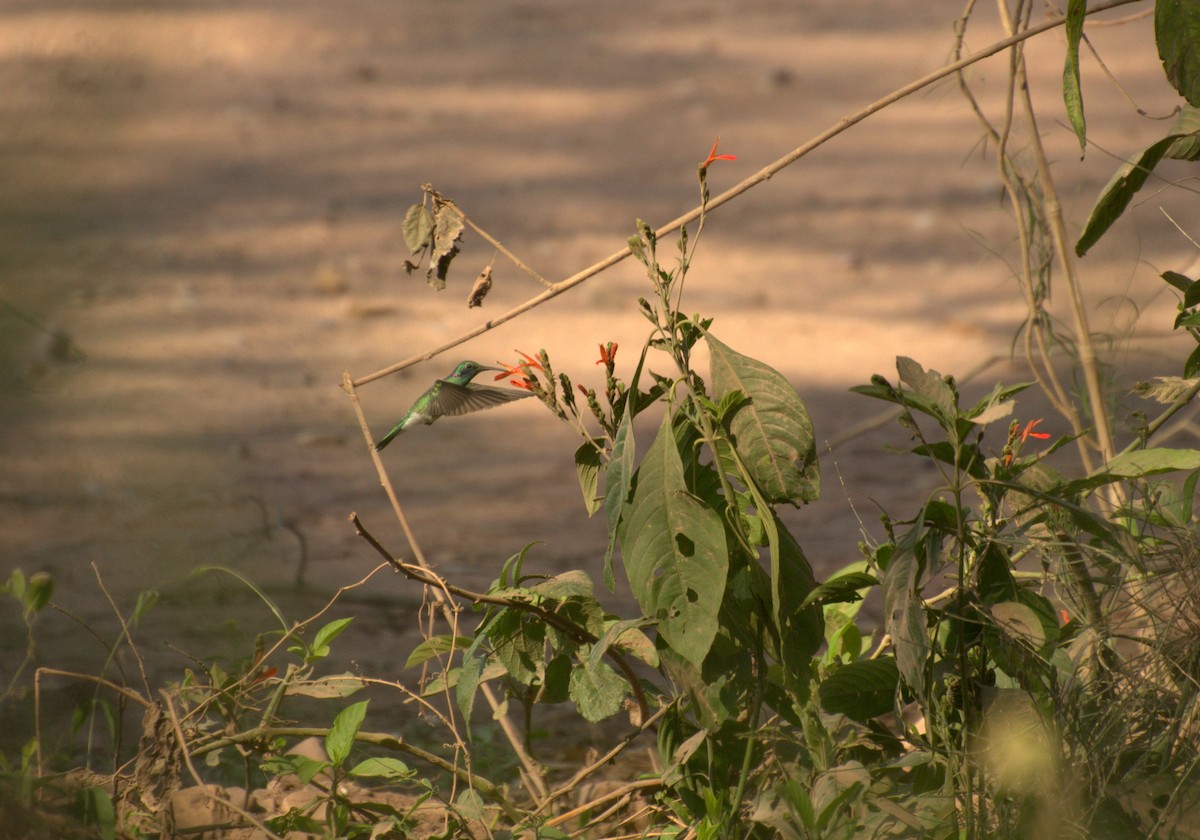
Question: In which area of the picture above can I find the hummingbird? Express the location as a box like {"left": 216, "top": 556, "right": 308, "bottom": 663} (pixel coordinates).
{"left": 375, "top": 360, "right": 532, "bottom": 450}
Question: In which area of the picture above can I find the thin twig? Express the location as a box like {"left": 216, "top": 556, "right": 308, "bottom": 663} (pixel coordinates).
{"left": 441, "top": 198, "right": 552, "bottom": 288}
{"left": 346, "top": 0, "right": 1141, "bottom": 390}
{"left": 90, "top": 562, "right": 152, "bottom": 698}
{"left": 350, "top": 512, "right": 652, "bottom": 724}
{"left": 544, "top": 778, "right": 664, "bottom": 829}
{"left": 533, "top": 702, "right": 672, "bottom": 817}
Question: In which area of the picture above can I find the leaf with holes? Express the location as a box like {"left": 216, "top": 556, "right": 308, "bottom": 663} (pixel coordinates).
{"left": 621, "top": 413, "right": 727, "bottom": 668}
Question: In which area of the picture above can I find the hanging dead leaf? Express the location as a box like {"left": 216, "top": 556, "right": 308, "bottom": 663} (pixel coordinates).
{"left": 467, "top": 264, "right": 493, "bottom": 308}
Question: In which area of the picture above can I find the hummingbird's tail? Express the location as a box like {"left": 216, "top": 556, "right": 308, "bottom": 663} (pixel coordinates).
{"left": 374, "top": 424, "right": 404, "bottom": 451}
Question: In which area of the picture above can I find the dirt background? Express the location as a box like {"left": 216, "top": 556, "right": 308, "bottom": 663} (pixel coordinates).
{"left": 0, "top": 0, "right": 1195, "bottom": 752}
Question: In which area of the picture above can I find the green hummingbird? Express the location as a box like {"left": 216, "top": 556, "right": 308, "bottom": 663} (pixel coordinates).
{"left": 375, "top": 360, "right": 531, "bottom": 450}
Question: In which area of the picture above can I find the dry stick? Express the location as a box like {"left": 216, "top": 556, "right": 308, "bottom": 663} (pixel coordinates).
{"left": 956, "top": 3, "right": 1094, "bottom": 472}
{"left": 544, "top": 779, "right": 664, "bottom": 830}
{"left": 966, "top": 1, "right": 1089, "bottom": 465}
{"left": 340, "top": 372, "right": 550, "bottom": 802}
{"left": 347, "top": 0, "right": 1141, "bottom": 391}
{"left": 997, "top": 0, "right": 1123, "bottom": 510}
{"left": 350, "top": 513, "right": 652, "bottom": 726}
{"left": 441, "top": 198, "right": 552, "bottom": 288}
{"left": 532, "top": 703, "right": 672, "bottom": 819}
{"left": 90, "top": 562, "right": 153, "bottom": 699}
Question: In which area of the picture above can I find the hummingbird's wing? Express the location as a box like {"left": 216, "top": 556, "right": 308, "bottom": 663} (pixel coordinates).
{"left": 432, "top": 381, "right": 533, "bottom": 417}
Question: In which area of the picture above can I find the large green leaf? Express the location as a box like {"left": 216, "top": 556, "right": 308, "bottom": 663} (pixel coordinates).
{"left": 773, "top": 516, "right": 823, "bottom": 697}
{"left": 603, "top": 345, "right": 651, "bottom": 590}
{"left": 707, "top": 333, "right": 818, "bottom": 505}
{"left": 326, "top": 699, "right": 368, "bottom": 767}
{"left": 882, "top": 541, "right": 928, "bottom": 696}
{"left": 1158, "top": 0, "right": 1200, "bottom": 106}
{"left": 818, "top": 657, "right": 900, "bottom": 721}
{"left": 1076, "top": 133, "right": 1188, "bottom": 256}
{"left": 568, "top": 654, "right": 626, "bottom": 723}
{"left": 1103, "top": 447, "right": 1200, "bottom": 477}
{"left": 1063, "top": 0, "right": 1087, "bottom": 152}
{"left": 801, "top": 571, "right": 879, "bottom": 609}
{"left": 622, "top": 413, "right": 728, "bottom": 668}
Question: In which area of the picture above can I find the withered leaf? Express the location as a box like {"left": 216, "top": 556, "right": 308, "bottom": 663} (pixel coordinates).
{"left": 427, "top": 204, "right": 465, "bottom": 289}
{"left": 467, "top": 264, "right": 493, "bottom": 308}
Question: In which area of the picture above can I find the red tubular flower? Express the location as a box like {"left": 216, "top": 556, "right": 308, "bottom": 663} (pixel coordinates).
{"left": 1020, "top": 419, "right": 1050, "bottom": 442}
{"left": 494, "top": 350, "right": 545, "bottom": 385}
{"left": 701, "top": 136, "right": 737, "bottom": 169}
{"left": 596, "top": 342, "right": 618, "bottom": 366}
{"left": 1003, "top": 418, "right": 1051, "bottom": 466}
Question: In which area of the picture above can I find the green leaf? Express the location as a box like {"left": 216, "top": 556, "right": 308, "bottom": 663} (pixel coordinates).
{"left": 326, "top": 699, "right": 368, "bottom": 767}
{"left": 489, "top": 611, "right": 545, "bottom": 685}
{"left": 800, "top": 572, "right": 879, "bottom": 609}
{"left": 604, "top": 344, "right": 651, "bottom": 590}
{"left": 539, "top": 653, "right": 572, "bottom": 704}
{"left": 531, "top": 569, "right": 594, "bottom": 600}
{"left": 896, "top": 356, "right": 956, "bottom": 424}
{"left": 401, "top": 204, "right": 434, "bottom": 255}
{"left": 715, "top": 388, "right": 750, "bottom": 424}
{"left": 1157, "top": 0, "right": 1200, "bottom": 106}
{"left": 818, "top": 657, "right": 900, "bottom": 721}
{"left": 773, "top": 516, "right": 823, "bottom": 695}
{"left": 1076, "top": 133, "right": 1189, "bottom": 256}
{"left": 988, "top": 601, "right": 1046, "bottom": 649}
{"left": 2, "top": 568, "right": 24, "bottom": 599}
{"left": 588, "top": 617, "right": 659, "bottom": 669}
{"left": 348, "top": 756, "right": 414, "bottom": 780}
{"left": 1102, "top": 447, "right": 1200, "bottom": 478}
{"left": 404, "top": 635, "right": 473, "bottom": 669}
{"left": 882, "top": 541, "right": 928, "bottom": 696}
{"left": 455, "top": 647, "right": 486, "bottom": 730}
{"left": 23, "top": 571, "right": 53, "bottom": 616}
{"left": 707, "top": 332, "right": 819, "bottom": 505}
{"left": 1163, "top": 269, "right": 1196, "bottom": 295}
{"left": 311, "top": 617, "right": 354, "bottom": 659}
{"left": 622, "top": 413, "right": 728, "bottom": 668}
{"left": 1167, "top": 106, "right": 1200, "bottom": 160}
{"left": 574, "top": 440, "right": 604, "bottom": 516}
{"left": 1063, "top": 0, "right": 1087, "bottom": 152}
{"left": 569, "top": 655, "right": 627, "bottom": 722}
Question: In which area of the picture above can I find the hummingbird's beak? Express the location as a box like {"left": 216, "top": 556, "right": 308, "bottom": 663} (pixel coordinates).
{"left": 479, "top": 365, "right": 505, "bottom": 373}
